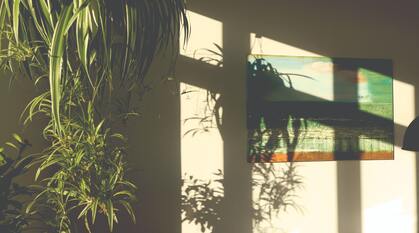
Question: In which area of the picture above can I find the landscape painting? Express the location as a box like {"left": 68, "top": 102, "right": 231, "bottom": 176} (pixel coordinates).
{"left": 247, "top": 55, "right": 394, "bottom": 162}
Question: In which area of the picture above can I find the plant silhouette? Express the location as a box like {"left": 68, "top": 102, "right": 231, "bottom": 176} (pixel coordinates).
{"left": 181, "top": 165, "right": 302, "bottom": 233}
{"left": 247, "top": 57, "right": 313, "bottom": 162}
{"left": 0, "top": 135, "right": 32, "bottom": 233}
{"left": 181, "top": 170, "right": 224, "bottom": 233}
{"left": 181, "top": 47, "right": 303, "bottom": 232}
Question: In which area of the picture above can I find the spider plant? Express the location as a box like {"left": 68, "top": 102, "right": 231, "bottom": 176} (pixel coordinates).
{"left": 0, "top": 0, "right": 189, "bottom": 232}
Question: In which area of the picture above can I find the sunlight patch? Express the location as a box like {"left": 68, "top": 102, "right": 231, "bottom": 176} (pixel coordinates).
{"left": 180, "top": 11, "right": 223, "bottom": 66}
{"left": 180, "top": 83, "right": 224, "bottom": 233}
{"left": 250, "top": 33, "right": 321, "bottom": 57}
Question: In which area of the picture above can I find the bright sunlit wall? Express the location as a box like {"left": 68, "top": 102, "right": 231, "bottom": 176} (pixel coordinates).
{"left": 178, "top": 9, "right": 417, "bottom": 233}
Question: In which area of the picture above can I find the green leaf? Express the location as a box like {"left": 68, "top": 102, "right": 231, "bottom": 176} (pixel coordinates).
{"left": 0, "top": 153, "right": 6, "bottom": 166}
{"left": 36, "top": 156, "right": 65, "bottom": 180}
{"left": 77, "top": 203, "right": 91, "bottom": 219}
{"left": 12, "top": 133, "right": 23, "bottom": 143}
{"left": 106, "top": 200, "right": 114, "bottom": 232}
{"left": 95, "top": 120, "right": 104, "bottom": 135}
{"left": 113, "top": 190, "right": 135, "bottom": 200}
{"left": 49, "top": 3, "right": 74, "bottom": 135}
{"left": 12, "top": 0, "right": 21, "bottom": 43}
{"left": 25, "top": 189, "right": 48, "bottom": 214}
{"left": 76, "top": 4, "right": 92, "bottom": 86}
{"left": 6, "top": 142, "right": 17, "bottom": 150}
{"left": 27, "top": 0, "right": 51, "bottom": 44}
{"left": 91, "top": 199, "right": 98, "bottom": 223}
{"left": 120, "top": 200, "right": 136, "bottom": 224}
{"left": 0, "top": 1, "right": 7, "bottom": 35}
{"left": 38, "top": 0, "right": 53, "bottom": 29}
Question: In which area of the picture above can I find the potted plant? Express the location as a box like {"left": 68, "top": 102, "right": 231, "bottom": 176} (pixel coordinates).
{"left": 0, "top": 0, "right": 189, "bottom": 232}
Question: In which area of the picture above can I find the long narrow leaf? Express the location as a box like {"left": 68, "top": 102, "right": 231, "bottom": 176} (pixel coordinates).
{"left": 49, "top": 3, "right": 74, "bottom": 135}
{"left": 106, "top": 200, "right": 114, "bottom": 232}
{"left": 12, "top": 0, "right": 20, "bottom": 43}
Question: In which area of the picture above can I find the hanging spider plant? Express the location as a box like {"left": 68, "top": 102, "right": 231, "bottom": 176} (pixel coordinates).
{"left": 0, "top": 0, "right": 189, "bottom": 232}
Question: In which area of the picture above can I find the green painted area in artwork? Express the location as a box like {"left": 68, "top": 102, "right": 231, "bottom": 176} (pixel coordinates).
{"left": 359, "top": 68, "right": 393, "bottom": 104}
{"left": 357, "top": 68, "right": 393, "bottom": 120}
{"left": 257, "top": 118, "right": 393, "bottom": 153}
{"left": 359, "top": 103, "right": 393, "bottom": 120}
{"left": 271, "top": 136, "right": 393, "bottom": 154}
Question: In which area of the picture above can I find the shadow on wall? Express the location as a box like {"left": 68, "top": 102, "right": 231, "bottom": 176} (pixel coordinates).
{"left": 180, "top": 56, "right": 303, "bottom": 231}
{"left": 246, "top": 57, "right": 309, "bottom": 163}
{"left": 180, "top": 42, "right": 394, "bottom": 233}
{"left": 115, "top": 1, "right": 419, "bottom": 233}
{"left": 181, "top": 164, "right": 302, "bottom": 233}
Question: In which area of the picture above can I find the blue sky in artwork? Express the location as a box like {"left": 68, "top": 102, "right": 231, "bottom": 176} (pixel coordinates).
{"left": 249, "top": 55, "right": 392, "bottom": 104}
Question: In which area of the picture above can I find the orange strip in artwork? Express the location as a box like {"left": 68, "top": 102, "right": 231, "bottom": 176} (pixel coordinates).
{"left": 265, "top": 152, "right": 393, "bottom": 162}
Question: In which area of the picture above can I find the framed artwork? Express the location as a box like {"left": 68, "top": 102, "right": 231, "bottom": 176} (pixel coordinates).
{"left": 247, "top": 55, "right": 394, "bottom": 162}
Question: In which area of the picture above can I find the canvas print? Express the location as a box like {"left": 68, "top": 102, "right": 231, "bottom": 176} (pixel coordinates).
{"left": 247, "top": 55, "right": 394, "bottom": 162}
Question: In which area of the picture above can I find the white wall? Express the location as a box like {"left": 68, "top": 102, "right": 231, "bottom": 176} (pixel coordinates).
{"left": 173, "top": 1, "right": 419, "bottom": 233}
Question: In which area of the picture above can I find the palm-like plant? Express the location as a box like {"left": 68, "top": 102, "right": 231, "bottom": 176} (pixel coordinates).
{"left": 0, "top": 0, "right": 188, "bottom": 232}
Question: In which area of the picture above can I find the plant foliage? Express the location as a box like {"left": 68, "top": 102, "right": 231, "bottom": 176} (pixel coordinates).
{"left": 0, "top": 0, "right": 189, "bottom": 232}
{"left": 0, "top": 135, "right": 32, "bottom": 233}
